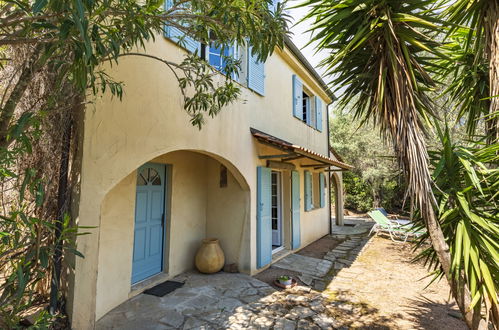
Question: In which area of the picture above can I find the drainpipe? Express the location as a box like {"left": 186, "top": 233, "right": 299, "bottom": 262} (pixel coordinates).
{"left": 326, "top": 102, "right": 333, "bottom": 235}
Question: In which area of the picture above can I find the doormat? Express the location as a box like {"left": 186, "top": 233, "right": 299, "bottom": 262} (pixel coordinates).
{"left": 143, "top": 280, "right": 184, "bottom": 297}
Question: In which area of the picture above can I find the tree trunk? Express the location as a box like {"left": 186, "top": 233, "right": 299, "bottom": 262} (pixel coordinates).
{"left": 49, "top": 117, "right": 72, "bottom": 314}
{"left": 0, "top": 50, "right": 39, "bottom": 148}
{"left": 421, "top": 203, "right": 484, "bottom": 329}
{"left": 372, "top": 187, "right": 380, "bottom": 208}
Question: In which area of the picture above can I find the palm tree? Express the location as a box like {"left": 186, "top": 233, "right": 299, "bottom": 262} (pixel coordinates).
{"left": 298, "top": 0, "right": 494, "bottom": 328}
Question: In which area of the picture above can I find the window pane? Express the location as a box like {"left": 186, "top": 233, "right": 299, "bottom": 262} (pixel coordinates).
{"left": 137, "top": 173, "right": 147, "bottom": 186}
{"left": 209, "top": 53, "right": 221, "bottom": 69}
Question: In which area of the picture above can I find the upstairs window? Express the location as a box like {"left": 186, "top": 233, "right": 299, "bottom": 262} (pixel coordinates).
{"left": 163, "top": 0, "right": 199, "bottom": 53}
{"left": 292, "top": 74, "right": 323, "bottom": 132}
{"left": 206, "top": 44, "right": 233, "bottom": 73}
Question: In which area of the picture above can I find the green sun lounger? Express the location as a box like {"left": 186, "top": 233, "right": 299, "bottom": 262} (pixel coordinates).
{"left": 367, "top": 210, "right": 425, "bottom": 242}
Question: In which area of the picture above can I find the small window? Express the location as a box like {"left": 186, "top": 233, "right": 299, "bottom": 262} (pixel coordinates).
{"left": 302, "top": 91, "right": 309, "bottom": 124}
{"left": 305, "top": 172, "right": 324, "bottom": 211}
{"left": 137, "top": 168, "right": 161, "bottom": 186}
{"left": 301, "top": 88, "right": 316, "bottom": 127}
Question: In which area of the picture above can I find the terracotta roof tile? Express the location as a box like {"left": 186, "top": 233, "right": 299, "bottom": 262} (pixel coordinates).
{"left": 251, "top": 128, "right": 353, "bottom": 170}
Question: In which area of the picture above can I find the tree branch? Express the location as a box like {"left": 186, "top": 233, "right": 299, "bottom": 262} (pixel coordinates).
{"left": 0, "top": 47, "right": 41, "bottom": 148}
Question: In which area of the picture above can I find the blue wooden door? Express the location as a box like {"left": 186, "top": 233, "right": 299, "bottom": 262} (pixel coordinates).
{"left": 291, "top": 171, "right": 301, "bottom": 249}
{"left": 132, "top": 163, "right": 166, "bottom": 283}
{"left": 257, "top": 166, "right": 272, "bottom": 268}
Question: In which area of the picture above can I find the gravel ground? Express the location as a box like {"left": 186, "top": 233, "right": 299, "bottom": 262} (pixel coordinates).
{"left": 326, "top": 236, "right": 467, "bottom": 329}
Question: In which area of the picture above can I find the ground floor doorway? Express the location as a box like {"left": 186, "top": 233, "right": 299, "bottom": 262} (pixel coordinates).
{"left": 271, "top": 171, "right": 283, "bottom": 252}
{"left": 132, "top": 163, "right": 168, "bottom": 284}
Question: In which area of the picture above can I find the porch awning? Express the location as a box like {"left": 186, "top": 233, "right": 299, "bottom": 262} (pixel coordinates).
{"left": 250, "top": 128, "right": 353, "bottom": 170}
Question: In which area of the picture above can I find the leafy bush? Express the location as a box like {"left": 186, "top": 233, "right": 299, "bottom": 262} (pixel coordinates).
{"left": 330, "top": 111, "right": 407, "bottom": 214}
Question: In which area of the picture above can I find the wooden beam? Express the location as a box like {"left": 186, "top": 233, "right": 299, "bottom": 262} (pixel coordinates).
{"left": 300, "top": 164, "right": 329, "bottom": 168}
{"left": 267, "top": 160, "right": 296, "bottom": 170}
{"left": 282, "top": 155, "right": 305, "bottom": 161}
{"left": 258, "top": 153, "right": 296, "bottom": 159}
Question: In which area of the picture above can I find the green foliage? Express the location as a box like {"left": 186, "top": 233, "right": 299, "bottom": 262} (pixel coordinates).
{"left": 330, "top": 110, "right": 404, "bottom": 213}
{"left": 298, "top": 0, "right": 442, "bottom": 124}
{"left": 342, "top": 172, "right": 372, "bottom": 212}
{"left": 300, "top": 0, "right": 498, "bottom": 326}
{"left": 0, "top": 0, "right": 289, "bottom": 326}
{"left": 436, "top": 29, "right": 490, "bottom": 137}
{"left": 0, "top": 0, "right": 289, "bottom": 130}
{"left": 439, "top": 0, "right": 499, "bottom": 143}
{"left": 0, "top": 117, "right": 86, "bottom": 326}
{"left": 414, "top": 124, "right": 499, "bottom": 325}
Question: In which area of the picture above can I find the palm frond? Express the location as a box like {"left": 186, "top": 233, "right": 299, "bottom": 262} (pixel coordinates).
{"left": 414, "top": 124, "right": 499, "bottom": 324}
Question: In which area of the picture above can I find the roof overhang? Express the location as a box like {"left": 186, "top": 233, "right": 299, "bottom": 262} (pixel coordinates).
{"left": 282, "top": 36, "right": 336, "bottom": 102}
{"left": 251, "top": 128, "right": 353, "bottom": 170}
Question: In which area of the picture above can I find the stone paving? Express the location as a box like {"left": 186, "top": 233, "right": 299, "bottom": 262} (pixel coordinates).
{"left": 272, "top": 253, "right": 333, "bottom": 290}
{"left": 96, "top": 272, "right": 276, "bottom": 330}
{"left": 96, "top": 218, "right": 374, "bottom": 329}
{"left": 330, "top": 217, "right": 374, "bottom": 239}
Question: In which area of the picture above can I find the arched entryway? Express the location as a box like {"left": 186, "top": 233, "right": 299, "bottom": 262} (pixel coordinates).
{"left": 95, "top": 149, "right": 250, "bottom": 319}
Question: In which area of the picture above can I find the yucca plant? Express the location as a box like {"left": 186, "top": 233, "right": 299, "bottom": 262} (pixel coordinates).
{"left": 415, "top": 125, "right": 499, "bottom": 328}
{"left": 440, "top": 0, "right": 499, "bottom": 145}
{"left": 436, "top": 29, "right": 490, "bottom": 137}
{"left": 298, "top": 0, "right": 487, "bottom": 327}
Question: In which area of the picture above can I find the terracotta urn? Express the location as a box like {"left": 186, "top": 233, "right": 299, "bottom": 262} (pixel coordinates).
{"left": 195, "top": 238, "right": 225, "bottom": 274}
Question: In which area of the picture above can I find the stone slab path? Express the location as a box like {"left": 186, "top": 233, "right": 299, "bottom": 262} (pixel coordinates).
{"left": 96, "top": 272, "right": 340, "bottom": 330}
{"left": 97, "top": 219, "right": 375, "bottom": 329}
{"left": 96, "top": 272, "right": 275, "bottom": 329}
{"left": 272, "top": 254, "right": 333, "bottom": 279}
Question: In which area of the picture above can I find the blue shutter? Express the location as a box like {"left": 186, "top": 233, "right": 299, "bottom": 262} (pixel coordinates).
{"left": 319, "top": 172, "right": 325, "bottom": 208}
{"left": 164, "top": 0, "right": 199, "bottom": 53}
{"left": 247, "top": 45, "right": 265, "bottom": 95}
{"left": 291, "top": 171, "right": 301, "bottom": 249}
{"left": 304, "top": 171, "right": 312, "bottom": 211}
{"left": 292, "top": 75, "right": 303, "bottom": 119}
{"left": 315, "top": 96, "right": 323, "bottom": 131}
{"left": 257, "top": 166, "right": 272, "bottom": 268}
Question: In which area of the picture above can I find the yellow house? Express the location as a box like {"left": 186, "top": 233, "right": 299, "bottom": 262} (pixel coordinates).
{"left": 66, "top": 26, "right": 351, "bottom": 329}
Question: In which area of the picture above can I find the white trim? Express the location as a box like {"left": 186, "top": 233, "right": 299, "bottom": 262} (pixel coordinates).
{"left": 272, "top": 245, "right": 285, "bottom": 254}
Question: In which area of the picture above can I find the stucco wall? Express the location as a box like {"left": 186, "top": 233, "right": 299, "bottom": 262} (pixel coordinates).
{"left": 154, "top": 152, "right": 209, "bottom": 276}
{"left": 96, "top": 172, "right": 136, "bottom": 320}
{"left": 205, "top": 158, "right": 250, "bottom": 272}
{"left": 70, "top": 33, "right": 331, "bottom": 328}
{"left": 95, "top": 151, "right": 250, "bottom": 320}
